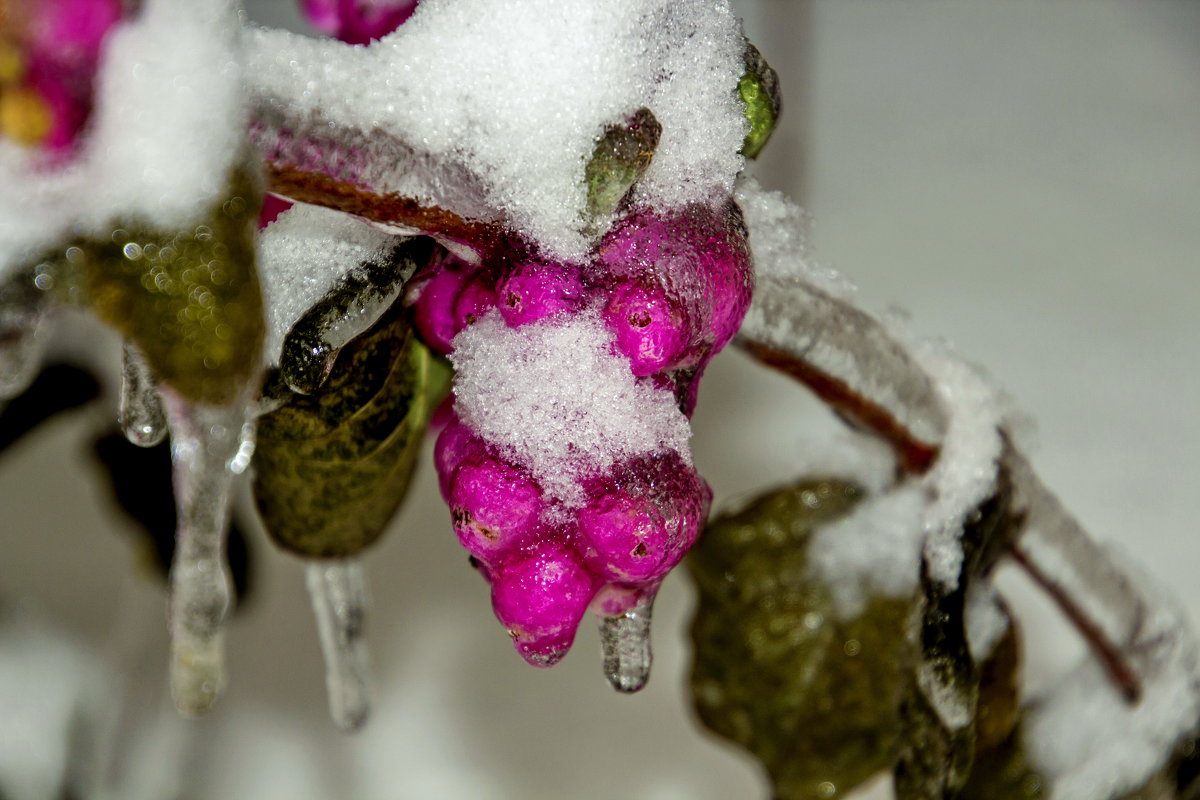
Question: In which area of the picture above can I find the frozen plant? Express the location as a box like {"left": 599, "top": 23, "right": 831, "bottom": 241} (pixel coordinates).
{"left": 0, "top": 1, "right": 1197, "bottom": 798}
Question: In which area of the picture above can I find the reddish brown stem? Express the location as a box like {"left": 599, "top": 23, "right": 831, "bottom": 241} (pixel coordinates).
{"left": 265, "top": 163, "right": 506, "bottom": 257}
{"left": 739, "top": 339, "right": 940, "bottom": 475}
{"left": 1008, "top": 545, "right": 1142, "bottom": 704}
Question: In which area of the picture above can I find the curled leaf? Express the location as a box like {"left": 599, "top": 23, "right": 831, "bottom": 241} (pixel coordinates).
{"left": 253, "top": 303, "right": 440, "bottom": 558}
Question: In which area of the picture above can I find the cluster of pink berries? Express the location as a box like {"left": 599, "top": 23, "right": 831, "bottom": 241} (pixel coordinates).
{"left": 410, "top": 202, "right": 754, "bottom": 665}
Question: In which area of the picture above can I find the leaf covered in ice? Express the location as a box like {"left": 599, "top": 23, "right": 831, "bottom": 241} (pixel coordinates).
{"left": 253, "top": 302, "right": 445, "bottom": 559}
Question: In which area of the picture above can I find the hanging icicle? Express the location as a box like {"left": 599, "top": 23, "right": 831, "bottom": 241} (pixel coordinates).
{"left": 306, "top": 559, "right": 371, "bottom": 731}
{"left": 163, "top": 396, "right": 255, "bottom": 715}
{"left": 598, "top": 595, "right": 655, "bottom": 693}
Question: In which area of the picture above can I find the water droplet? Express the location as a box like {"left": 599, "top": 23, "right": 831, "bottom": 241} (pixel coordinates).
{"left": 119, "top": 342, "right": 167, "bottom": 447}
{"left": 816, "top": 780, "right": 836, "bottom": 798}
{"left": 123, "top": 242, "right": 143, "bottom": 260}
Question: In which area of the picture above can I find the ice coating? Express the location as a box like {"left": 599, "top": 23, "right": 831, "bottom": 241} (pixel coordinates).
{"left": 450, "top": 311, "right": 692, "bottom": 507}
{"left": 0, "top": 0, "right": 247, "bottom": 276}
{"left": 245, "top": 0, "right": 747, "bottom": 260}
{"left": 256, "top": 203, "right": 399, "bottom": 364}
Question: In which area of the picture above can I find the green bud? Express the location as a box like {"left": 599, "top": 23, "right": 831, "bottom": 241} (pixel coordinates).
{"left": 739, "top": 41, "right": 781, "bottom": 160}
{"left": 584, "top": 107, "right": 661, "bottom": 222}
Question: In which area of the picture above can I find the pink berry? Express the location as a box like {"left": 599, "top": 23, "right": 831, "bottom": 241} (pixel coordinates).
{"left": 496, "top": 259, "right": 584, "bottom": 327}
{"left": 452, "top": 272, "right": 499, "bottom": 331}
{"left": 410, "top": 263, "right": 471, "bottom": 354}
{"left": 449, "top": 456, "right": 544, "bottom": 557}
{"left": 576, "top": 453, "right": 711, "bottom": 583}
{"left": 490, "top": 544, "right": 599, "bottom": 667}
{"left": 301, "top": 0, "right": 418, "bottom": 45}
{"left": 602, "top": 279, "right": 690, "bottom": 376}
{"left": 433, "top": 418, "right": 482, "bottom": 500}
{"left": 597, "top": 203, "right": 753, "bottom": 375}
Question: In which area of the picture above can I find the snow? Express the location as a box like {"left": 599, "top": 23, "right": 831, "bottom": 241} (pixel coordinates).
{"left": 735, "top": 178, "right": 854, "bottom": 298}
{"left": 449, "top": 310, "right": 692, "bottom": 507}
{"left": 1026, "top": 576, "right": 1200, "bottom": 800}
{"left": 0, "top": 0, "right": 245, "bottom": 277}
{"left": 246, "top": 0, "right": 747, "bottom": 261}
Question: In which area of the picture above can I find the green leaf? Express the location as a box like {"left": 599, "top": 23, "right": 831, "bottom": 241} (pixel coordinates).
{"left": 688, "top": 478, "right": 919, "bottom": 800}
{"left": 253, "top": 303, "right": 441, "bottom": 558}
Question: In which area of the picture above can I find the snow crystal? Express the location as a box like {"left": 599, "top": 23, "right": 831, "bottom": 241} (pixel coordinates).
{"left": 0, "top": 0, "right": 245, "bottom": 275}
{"left": 246, "top": 0, "right": 746, "bottom": 261}
{"left": 449, "top": 310, "right": 693, "bottom": 507}
{"left": 257, "top": 203, "right": 399, "bottom": 363}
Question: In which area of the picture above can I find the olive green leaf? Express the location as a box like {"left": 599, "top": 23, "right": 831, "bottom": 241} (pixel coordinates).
{"left": 688, "top": 478, "right": 920, "bottom": 800}
{"left": 253, "top": 302, "right": 441, "bottom": 559}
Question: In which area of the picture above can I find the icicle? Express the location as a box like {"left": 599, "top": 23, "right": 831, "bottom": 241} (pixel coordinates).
{"left": 306, "top": 559, "right": 372, "bottom": 732}
{"left": 162, "top": 395, "right": 252, "bottom": 716}
{"left": 0, "top": 266, "right": 52, "bottom": 401}
{"left": 118, "top": 342, "right": 167, "bottom": 447}
{"left": 598, "top": 596, "right": 654, "bottom": 693}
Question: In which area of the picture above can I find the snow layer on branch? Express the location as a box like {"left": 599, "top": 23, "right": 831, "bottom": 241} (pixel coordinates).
{"left": 450, "top": 310, "right": 692, "bottom": 507}
{"left": 0, "top": 0, "right": 245, "bottom": 275}
{"left": 911, "top": 340, "right": 1005, "bottom": 591}
{"left": 804, "top": 338, "right": 1004, "bottom": 618}
{"left": 246, "top": 0, "right": 747, "bottom": 260}
{"left": 1026, "top": 575, "right": 1200, "bottom": 800}
{"left": 257, "top": 204, "right": 397, "bottom": 363}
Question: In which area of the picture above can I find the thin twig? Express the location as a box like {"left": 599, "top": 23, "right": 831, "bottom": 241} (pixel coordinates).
{"left": 264, "top": 163, "right": 505, "bottom": 256}
{"left": 1008, "top": 544, "right": 1142, "bottom": 704}
{"left": 738, "top": 338, "right": 940, "bottom": 475}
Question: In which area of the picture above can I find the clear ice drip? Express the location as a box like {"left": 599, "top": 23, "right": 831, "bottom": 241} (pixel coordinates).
{"left": 118, "top": 342, "right": 167, "bottom": 447}
{"left": 280, "top": 244, "right": 427, "bottom": 395}
{"left": 598, "top": 597, "right": 654, "bottom": 693}
{"left": 305, "top": 559, "right": 371, "bottom": 732}
{"left": 163, "top": 395, "right": 253, "bottom": 716}
{"left": 0, "top": 268, "right": 51, "bottom": 402}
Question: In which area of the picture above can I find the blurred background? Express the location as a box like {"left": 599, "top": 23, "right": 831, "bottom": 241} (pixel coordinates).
{"left": 1, "top": 1, "right": 1198, "bottom": 797}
